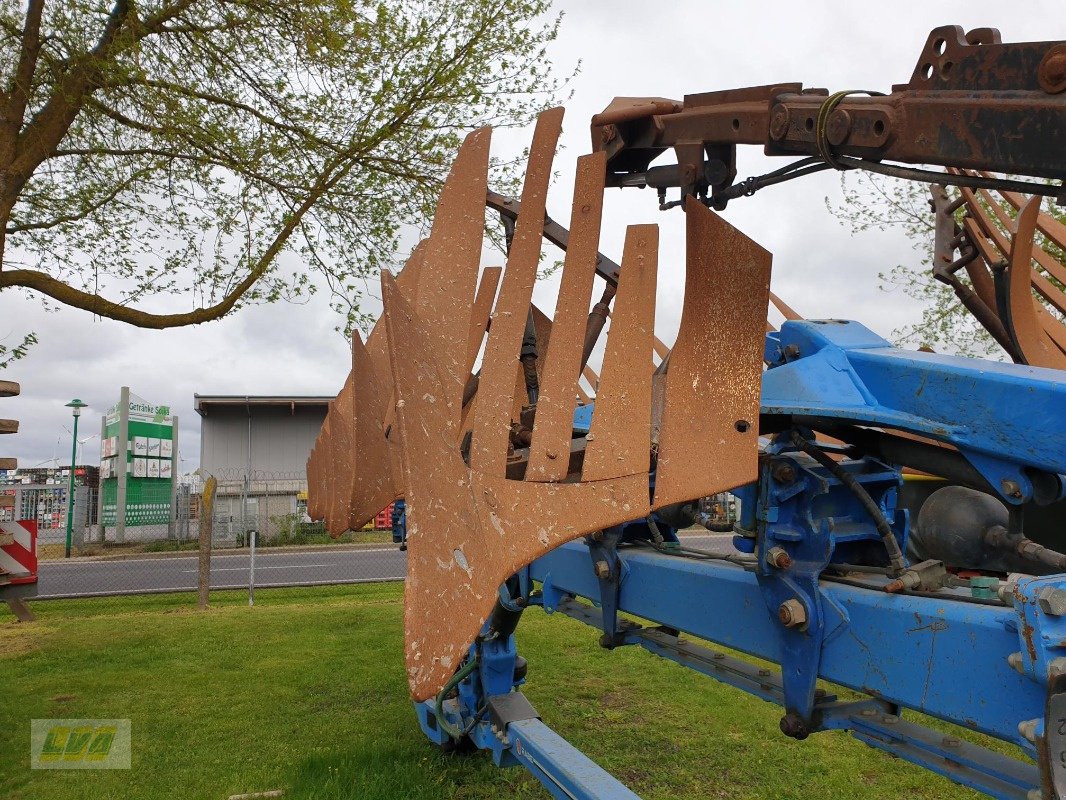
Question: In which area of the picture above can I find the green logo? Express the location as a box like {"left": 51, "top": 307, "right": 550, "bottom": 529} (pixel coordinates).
{"left": 31, "top": 719, "right": 131, "bottom": 769}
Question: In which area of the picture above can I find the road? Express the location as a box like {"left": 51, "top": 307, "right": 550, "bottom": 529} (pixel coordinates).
{"left": 32, "top": 533, "right": 736, "bottom": 599}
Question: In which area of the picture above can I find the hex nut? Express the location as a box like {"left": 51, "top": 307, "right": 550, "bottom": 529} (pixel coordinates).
{"left": 593, "top": 560, "right": 611, "bottom": 580}
{"left": 778, "top": 598, "right": 807, "bottom": 628}
{"left": 771, "top": 461, "right": 797, "bottom": 484}
{"left": 1019, "top": 719, "right": 1040, "bottom": 744}
{"left": 1038, "top": 587, "right": 1066, "bottom": 616}
{"left": 767, "top": 546, "right": 793, "bottom": 570}
{"left": 1008, "top": 651, "right": 1026, "bottom": 674}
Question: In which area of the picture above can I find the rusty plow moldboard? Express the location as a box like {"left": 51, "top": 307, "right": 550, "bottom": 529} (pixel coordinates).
{"left": 309, "top": 107, "right": 772, "bottom": 701}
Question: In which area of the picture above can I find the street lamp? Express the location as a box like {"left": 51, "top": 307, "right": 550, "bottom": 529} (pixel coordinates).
{"left": 64, "top": 399, "right": 88, "bottom": 558}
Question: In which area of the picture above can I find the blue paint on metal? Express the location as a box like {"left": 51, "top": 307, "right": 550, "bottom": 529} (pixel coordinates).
{"left": 529, "top": 541, "right": 1046, "bottom": 750}
{"left": 572, "top": 403, "right": 594, "bottom": 434}
{"left": 508, "top": 719, "right": 642, "bottom": 800}
{"left": 390, "top": 499, "right": 406, "bottom": 544}
{"left": 762, "top": 320, "right": 1066, "bottom": 503}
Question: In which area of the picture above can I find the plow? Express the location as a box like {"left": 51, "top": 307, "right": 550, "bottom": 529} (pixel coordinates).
{"left": 308, "top": 25, "right": 1066, "bottom": 800}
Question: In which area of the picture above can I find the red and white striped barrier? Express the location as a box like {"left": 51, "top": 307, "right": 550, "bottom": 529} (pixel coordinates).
{"left": 0, "top": 520, "right": 37, "bottom": 584}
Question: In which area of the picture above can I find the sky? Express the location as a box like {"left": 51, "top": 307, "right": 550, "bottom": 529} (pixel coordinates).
{"left": 1, "top": 1, "right": 1059, "bottom": 472}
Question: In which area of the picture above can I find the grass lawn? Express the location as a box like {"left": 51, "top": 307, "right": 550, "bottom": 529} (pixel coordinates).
{"left": 1, "top": 584, "right": 989, "bottom": 800}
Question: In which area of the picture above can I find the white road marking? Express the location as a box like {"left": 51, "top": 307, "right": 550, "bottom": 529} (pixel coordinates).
{"left": 180, "top": 564, "right": 336, "bottom": 573}
{"left": 37, "top": 547, "right": 400, "bottom": 568}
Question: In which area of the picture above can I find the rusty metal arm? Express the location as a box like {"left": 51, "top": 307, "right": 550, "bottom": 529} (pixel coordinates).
{"left": 590, "top": 26, "right": 1066, "bottom": 207}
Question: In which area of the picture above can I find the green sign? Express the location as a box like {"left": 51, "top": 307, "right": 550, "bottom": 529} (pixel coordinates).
{"left": 100, "top": 391, "right": 176, "bottom": 527}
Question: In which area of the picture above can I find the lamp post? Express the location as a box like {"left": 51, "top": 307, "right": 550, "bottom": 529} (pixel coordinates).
{"left": 64, "top": 399, "right": 88, "bottom": 558}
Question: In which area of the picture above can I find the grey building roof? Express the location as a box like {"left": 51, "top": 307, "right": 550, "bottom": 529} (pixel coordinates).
{"left": 193, "top": 395, "right": 334, "bottom": 416}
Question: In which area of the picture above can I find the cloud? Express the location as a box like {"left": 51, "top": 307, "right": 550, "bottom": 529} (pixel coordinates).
{"left": 2, "top": 1, "right": 1053, "bottom": 468}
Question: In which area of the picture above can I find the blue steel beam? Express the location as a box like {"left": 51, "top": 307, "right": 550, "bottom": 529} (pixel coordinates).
{"left": 532, "top": 541, "right": 1044, "bottom": 748}
{"left": 553, "top": 597, "right": 1040, "bottom": 800}
{"left": 508, "top": 719, "right": 642, "bottom": 800}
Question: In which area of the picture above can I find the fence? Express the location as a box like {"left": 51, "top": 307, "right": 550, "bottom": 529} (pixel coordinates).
{"left": 3, "top": 470, "right": 734, "bottom": 610}
{"left": 6, "top": 471, "right": 408, "bottom": 605}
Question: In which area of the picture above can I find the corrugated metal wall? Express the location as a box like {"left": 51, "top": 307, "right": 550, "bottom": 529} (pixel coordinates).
{"left": 199, "top": 404, "right": 327, "bottom": 479}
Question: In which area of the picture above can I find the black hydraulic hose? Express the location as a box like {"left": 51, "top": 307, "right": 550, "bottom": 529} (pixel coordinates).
{"left": 789, "top": 430, "right": 906, "bottom": 576}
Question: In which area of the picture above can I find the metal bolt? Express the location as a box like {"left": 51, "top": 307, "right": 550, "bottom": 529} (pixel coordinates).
{"left": 1039, "top": 587, "right": 1066, "bottom": 616}
{"left": 770, "top": 460, "right": 796, "bottom": 484}
{"left": 778, "top": 598, "right": 807, "bottom": 628}
{"left": 1038, "top": 45, "right": 1066, "bottom": 94}
{"left": 712, "top": 652, "right": 725, "bottom": 661}
{"left": 769, "top": 104, "right": 791, "bottom": 140}
{"left": 1001, "top": 479, "right": 1023, "bottom": 499}
{"left": 826, "top": 108, "right": 852, "bottom": 146}
{"left": 593, "top": 560, "right": 611, "bottom": 580}
{"left": 767, "top": 546, "right": 793, "bottom": 570}
{"left": 1008, "top": 651, "right": 1026, "bottom": 674}
{"left": 883, "top": 714, "right": 900, "bottom": 724}
{"left": 942, "top": 735, "right": 961, "bottom": 748}
{"left": 860, "top": 708, "right": 877, "bottom": 717}
{"left": 758, "top": 668, "right": 771, "bottom": 677}
{"left": 1019, "top": 718, "right": 1040, "bottom": 744}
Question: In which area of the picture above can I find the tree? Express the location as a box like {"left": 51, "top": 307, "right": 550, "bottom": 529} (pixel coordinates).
{"left": 0, "top": 0, "right": 566, "bottom": 337}
{"left": 829, "top": 172, "right": 1066, "bottom": 358}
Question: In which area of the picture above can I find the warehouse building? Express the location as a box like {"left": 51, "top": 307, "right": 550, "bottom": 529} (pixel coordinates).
{"left": 194, "top": 395, "right": 330, "bottom": 541}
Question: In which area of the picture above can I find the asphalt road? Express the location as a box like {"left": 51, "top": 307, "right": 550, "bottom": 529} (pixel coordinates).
{"left": 32, "top": 533, "right": 735, "bottom": 599}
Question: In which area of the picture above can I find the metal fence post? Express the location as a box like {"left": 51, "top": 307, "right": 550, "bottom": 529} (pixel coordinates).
{"left": 198, "top": 475, "right": 217, "bottom": 610}
{"left": 248, "top": 529, "right": 256, "bottom": 607}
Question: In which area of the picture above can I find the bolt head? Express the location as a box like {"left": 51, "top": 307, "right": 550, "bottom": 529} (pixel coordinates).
{"left": 769, "top": 104, "right": 791, "bottom": 140}
{"left": 593, "top": 560, "right": 611, "bottom": 580}
{"left": 1038, "top": 587, "right": 1066, "bottom": 616}
{"left": 826, "top": 109, "right": 852, "bottom": 146}
{"left": 1038, "top": 45, "right": 1066, "bottom": 94}
{"left": 1000, "top": 479, "right": 1023, "bottom": 499}
{"left": 941, "top": 735, "right": 961, "bottom": 748}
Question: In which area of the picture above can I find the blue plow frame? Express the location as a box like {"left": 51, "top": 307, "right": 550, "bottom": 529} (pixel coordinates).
{"left": 412, "top": 321, "right": 1066, "bottom": 800}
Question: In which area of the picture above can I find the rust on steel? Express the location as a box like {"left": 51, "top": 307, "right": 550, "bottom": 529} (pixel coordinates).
{"left": 307, "top": 242, "right": 426, "bottom": 531}
{"left": 653, "top": 197, "right": 771, "bottom": 509}
{"left": 470, "top": 108, "right": 564, "bottom": 476}
{"left": 311, "top": 112, "right": 775, "bottom": 701}
{"left": 769, "top": 291, "right": 801, "bottom": 321}
{"left": 344, "top": 332, "right": 395, "bottom": 530}
{"left": 936, "top": 171, "right": 1066, "bottom": 368}
{"left": 526, "top": 152, "right": 606, "bottom": 482}
{"left": 1007, "top": 198, "right": 1066, "bottom": 369}
{"left": 381, "top": 271, "right": 650, "bottom": 701}
{"left": 464, "top": 267, "right": 503, "bottom": 377}
{"left": 413, "top": 127, "right": 492, "bottom": 430}
{"left": 583, "top": 224, "right": 658, "bottom": 482}
{"left": 0, "top": 379, "right": 18, "bottom": 472}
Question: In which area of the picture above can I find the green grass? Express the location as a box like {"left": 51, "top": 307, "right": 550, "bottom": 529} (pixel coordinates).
{"left": 0, "top": 585, "right": 991, "bottom": 800}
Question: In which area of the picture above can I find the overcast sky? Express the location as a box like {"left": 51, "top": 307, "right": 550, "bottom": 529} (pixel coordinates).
{"left": 1, "top": 1, "right": 1058, "bottom": 472}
